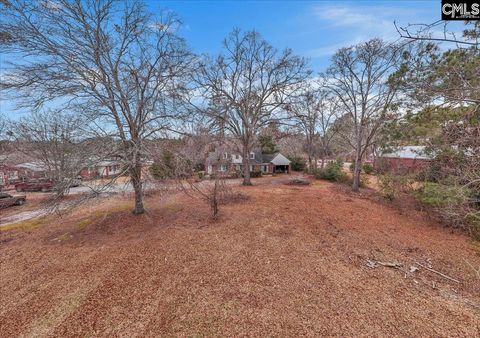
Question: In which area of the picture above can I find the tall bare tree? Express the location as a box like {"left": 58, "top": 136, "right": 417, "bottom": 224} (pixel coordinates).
{"left": 193, "top": 29, "right": 310, "bottom": 185}
{"left": 0, "top": 0, "right": 193, "bottom": 214}
{"left": 287, "top": 81, "right": 338, "bottom": 170}
{"left": 326, "top": 39, "right": 407, "bottom": 191}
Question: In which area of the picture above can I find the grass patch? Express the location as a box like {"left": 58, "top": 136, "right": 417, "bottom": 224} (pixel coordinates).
{"left": 0, "top": 218, "right": 44, "bottom": 232}
{"left": 76, "top": 218, "right": 91, "bottom": 230}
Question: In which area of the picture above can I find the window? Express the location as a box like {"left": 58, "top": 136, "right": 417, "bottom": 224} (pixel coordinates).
{"left": 220, "top": 164, "right": 227, "bottom": 172}
{"left": 250, "top": 152, "right": 255, "bottom": 159}
{"left": 235, "top": 154, "right": 240, "bottom": 160}
{"left": 223, "top": 152, "right": 228, "bottom": 159}
{"left": 263, "top": 165, "right": 268, "bottom": 172}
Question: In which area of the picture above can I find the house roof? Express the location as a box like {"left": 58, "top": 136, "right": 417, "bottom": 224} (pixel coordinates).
{"left": 380, "top": 146, "right": 432, "bottom": 160}
{"left": 269, "top": 153, "right": 291, "bottom": 166}
{"left": 14, "top": 162, "right": 48, "bottom": 172}
{"left": 206, "top": 148, "right": 291, "bottom": 166}
{"left": 261, "top": 153, "right": 276, "bottom": 163}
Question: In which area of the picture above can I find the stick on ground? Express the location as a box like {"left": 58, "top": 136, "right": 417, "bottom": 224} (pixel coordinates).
{"left": 416, "top": 262, "right": 460, "bottom": 283}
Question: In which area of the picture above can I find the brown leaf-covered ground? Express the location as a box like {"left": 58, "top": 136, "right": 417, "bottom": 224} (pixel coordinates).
{"left": 1, "top": 177, "right": 480, "bottom": 337}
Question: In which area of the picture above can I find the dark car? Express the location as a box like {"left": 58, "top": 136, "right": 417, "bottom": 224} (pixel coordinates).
{"left": 0, "top": 192, "right": 26, "bottom": 209}
{"left": 15, "top": 180, "right": 54, "bottom": 192}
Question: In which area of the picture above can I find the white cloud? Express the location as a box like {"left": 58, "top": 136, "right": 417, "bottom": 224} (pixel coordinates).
{"left": 306, "top": 3, "right": 432, "bottom": 57}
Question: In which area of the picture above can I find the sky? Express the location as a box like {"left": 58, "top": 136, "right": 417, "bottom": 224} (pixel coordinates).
{"left": 1, "top": 0, "right": 444, "bottom": 119}
{"left": 155, "top": 0, "right": 441, "bottom": 70}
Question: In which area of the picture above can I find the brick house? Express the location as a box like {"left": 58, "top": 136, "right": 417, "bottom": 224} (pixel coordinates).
{"left": 79, "top": 160, "right": 123, "bottom": 179}
{"left": 374, "top": 146, "right": 432, "bottom": 174}
{"left": 205, "top": 148, "right": 291, "bottom": 175}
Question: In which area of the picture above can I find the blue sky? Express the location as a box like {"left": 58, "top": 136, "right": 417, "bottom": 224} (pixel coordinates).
{"left": 1, "top": 0, "right": 443, "bottom": 118}
{"left": 155, "top": 0, "right": 440, "bottom": 70}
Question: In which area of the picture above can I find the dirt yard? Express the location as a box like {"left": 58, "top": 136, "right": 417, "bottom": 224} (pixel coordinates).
{"left": 1, "top": 177, "right": 479, "bottom": 337}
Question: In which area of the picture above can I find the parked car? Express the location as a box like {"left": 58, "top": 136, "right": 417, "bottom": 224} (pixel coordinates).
{"left": 15, "top": 180, "right": 54, "bottom": 192}
{"left": 0, "top": 192, "right": 26, "bottom": 209}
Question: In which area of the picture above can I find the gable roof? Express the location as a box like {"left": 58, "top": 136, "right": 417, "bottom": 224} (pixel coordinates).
{"left": 15, "top": 162, "right": 48, "bottom": 172}
{"left": 269, "top": 153, "right": 291, "bottom": 165}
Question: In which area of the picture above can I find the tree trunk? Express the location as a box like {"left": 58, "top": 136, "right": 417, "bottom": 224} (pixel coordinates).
{"left": 352, "top": 149, "right": 362, "bottom": 192}
{"left": 242, "top": 144, "right": 252, "bottom": 186}
{"left": 130, "top": 159, "right": 145, "bottom": 214}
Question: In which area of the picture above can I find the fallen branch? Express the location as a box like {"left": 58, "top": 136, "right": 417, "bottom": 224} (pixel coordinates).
{"left": 378, "top": 261, "right": 403, "bottom": 268}
{"left": 366, "top": 259, "right": 403, "bottom": 269}
{"left": 464, "top": 259, "right": 480, "bottom": 280}
{"left": 416, "top": 262, "right": 460, "bottom": 283}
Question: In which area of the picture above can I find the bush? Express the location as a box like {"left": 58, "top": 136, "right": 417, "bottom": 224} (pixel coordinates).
{"left": 413, "top": 182, "right": 466, "bottom": 207}
{"left": 315, "top": 159, "right": 347, "bottom": 182}
{"left": 349, "top": 160, "right": 355, "bottom": 172}
{"left": 465, "top": 212, "right": 480, "bottom": 240}
{"left": 378, "top": 173, "right": 410, "bottom": 200}
{"left": 229, "top": 170, "right": 242, "bottom": 179}
{"left": 149, "top": 163, "right": 170, "bottom": 180}
{"left": 414, "top": 182, "right": 480, "bottom": 238}
{"left": 197, "top": 171, "right": 205, "bottom": 179}
{"left": 362, "top": 163, "right": 374, "bottom": 174}
{"left": 289, "top": 156, "right": 307, "bottom": 171}
{"left": 250, "top": 170, "right": 262, "bottom": 178}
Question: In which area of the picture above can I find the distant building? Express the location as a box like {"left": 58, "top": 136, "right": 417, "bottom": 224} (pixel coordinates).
{"left": 14, "top": 162, "right": 49, "bottom": 180}
{"left": 205, "top": 148, "right": 291, "bottom": 175}
{"left": 375, "top": 146, "right": 432, "bottom": 173}
{"left": 0, "top": 165, "right": 20, "bottom": 188}
{"left": 79, "top": 160, "right": 123, "bottom": 179}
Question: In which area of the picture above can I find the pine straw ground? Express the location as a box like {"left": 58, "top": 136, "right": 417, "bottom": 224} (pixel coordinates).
{"left": 1, "top": 178, "right": 480, "bottom": 337}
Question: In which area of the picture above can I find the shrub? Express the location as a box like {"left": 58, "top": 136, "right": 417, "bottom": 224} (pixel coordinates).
{"left": 362, "top": 163, "right": 374, "bottom": 174}
{"left": 413, "top": 182, "right": 466, "bottom": 207}
{"left": 378, "top": 173, "right": 410, "bottom": 200}
{"left": 289, "top": 156, "right": 307, "bottom": 171}
{"left": 315, "top": 160, "right": 347, "bottom": 182}
{"left": 349, "top": 160, "right": 355, "bottom": 172}
{"left": 465, "top": 212, "right": 480, "bottom": 240}
{"left": 250, "top": 170, "right": 262, "bottom": 178}
{"left": 149, "top": 163, "right": 170, "bottom": 180}
{"left": 229, "top": 170, "right": 242, "bottom": 179}
{"left": 197, "top": 171, "right": 205, "bottom": 179}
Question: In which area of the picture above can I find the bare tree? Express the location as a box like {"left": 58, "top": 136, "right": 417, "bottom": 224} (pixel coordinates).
{"left": 193, "top": 29, "right": 310, "bottom": 185}
{"left": 287, "top": 81, "right": 338, "bottom": 170}
{"left": 0, "top": 0, "right": 193, "bottom": 214}
{"left": 326, "top": 39, "right": 407, "bottom": 191}
{"left": 9, "top": 110, "right": 111, "bottom": 195}
{"left": 395, "top": 20, "right": 479, "bottom": 48}
{"left": 0, "top": 113, "right": 7, "bottom": 166}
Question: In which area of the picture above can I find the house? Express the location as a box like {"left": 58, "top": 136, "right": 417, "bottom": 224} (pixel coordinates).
{"left": 79, "top": 160, "right": 123, "bottom": 179}
{"left": 0, "top": 165, "right": 20, "bottom": 189}
{"left": 205, "top": 148, "right": 291, "bottom": 175}
{"left": 374, "top": 146, "right": 432, "bottom": 174}
{"left": 14, "top": 162, "right": 49, "bottom": 180}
